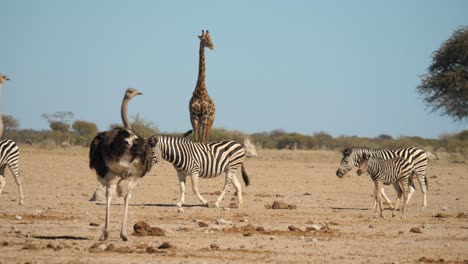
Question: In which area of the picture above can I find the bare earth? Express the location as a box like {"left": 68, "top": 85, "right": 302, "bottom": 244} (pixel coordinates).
{"left": 0, "top": 147, "right": 467, "bottom": 264}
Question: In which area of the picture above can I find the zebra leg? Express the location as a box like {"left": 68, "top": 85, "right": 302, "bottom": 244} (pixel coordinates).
{"left": 0, "top": 166, "right": 6, "bottom": 196}
{"left": 400, "top": 180, "right": 409, "bottom": 219}
{"left": 380, "top": 186, "right": 394, "bottom": 210}
{"left": 375, "top": 181, "right": 384, "bottom": 218}
{"left": 231, "top": 175, "right": 243, "bottom": 206}
{"left": 392, "top": 183, "right": 403, "bottom": 218}
{"left": 99, "top": 184, "right": 115, "bottom": 241}
{"left": 190, "top": 172, "right": 208, "bottom": 206}
{"left": 416, "top": 172, "right": 428, "bottom": 210}
{"left": 8, "top": 160, "right": 23, "bottom": 206}
{"left": 120, "top": 192, "right": 131, "bottom": 241}
{"left": 176, "top": 172, "right": 187, "bottom": 208}
{"left": 214, "top": 169, "right": 235, "bottom": 208}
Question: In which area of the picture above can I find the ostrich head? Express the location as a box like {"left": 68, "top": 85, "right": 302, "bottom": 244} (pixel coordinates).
{"left": 0, "top": 74, "right": 10, "bottom": 85}
{"left": 199, "top": 30, "right": 214, "bottom": 50}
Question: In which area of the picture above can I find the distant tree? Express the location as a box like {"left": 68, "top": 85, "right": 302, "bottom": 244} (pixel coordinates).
{"left": 376, "top": 134, "right": 393, "bottom": 140}
{"left": 49, "top": 121, "right": 70, "bottom": 132}
{"left": 417, "top": 26, "right": 468, "bottom": 121}
{"left": 2, "top": 115, "right": 19, "bottom": 131}
{"left": 72, "top": 120, "right": 98, "bottom": 146}
{"left": 129, "top": 114, "right": 160, "bottom": 138}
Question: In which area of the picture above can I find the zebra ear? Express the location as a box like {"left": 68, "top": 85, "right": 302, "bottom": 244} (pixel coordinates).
{"left": 147, "top": 136, "right": 158, "bottom": 148}
{"left": 343, "top": 147, "right": 352, "bottom": 156}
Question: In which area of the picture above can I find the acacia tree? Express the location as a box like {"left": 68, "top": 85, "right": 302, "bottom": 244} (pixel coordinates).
{"left": 417, "top": 26, "right": 468, "bottom": 121}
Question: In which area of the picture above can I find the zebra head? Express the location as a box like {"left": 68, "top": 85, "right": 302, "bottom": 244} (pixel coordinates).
{"left": 356, "top": 153, "right": 370, "bottom": 176}
{"left": 336, "top": 147, "right": 360, "bottom": 178}
{"left": 147, "top": 135, "right": 162, "bottom": 165}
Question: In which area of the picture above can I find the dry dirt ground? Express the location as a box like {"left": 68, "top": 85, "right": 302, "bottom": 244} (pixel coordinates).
{"left": 0, "top": 147, "right": 467, "bottom": 264}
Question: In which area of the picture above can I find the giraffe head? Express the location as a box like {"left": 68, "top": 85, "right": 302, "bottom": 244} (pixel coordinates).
{"left": 0, "top": 74, "right": 10, "bottom": 85}
{"left": 199, "top": 30, "right": 214, "bottom": 50}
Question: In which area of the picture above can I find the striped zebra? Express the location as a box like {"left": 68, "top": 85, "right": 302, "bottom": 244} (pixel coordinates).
{"left": 0, "top": 139, "right": 24, "bottom": 205}
{"left": 336, "top": 146, "right": 428, "bottom": 210}
{"left": 147, "top": 135, "right": 250, "bottom": 210}
{"left": 356, "top": 153, "right": 412, "bottom": 219}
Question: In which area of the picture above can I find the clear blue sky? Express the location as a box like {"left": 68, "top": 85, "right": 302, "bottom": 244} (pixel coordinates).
{"left": 2, "top": 0, "right": 467, "bottom": 139}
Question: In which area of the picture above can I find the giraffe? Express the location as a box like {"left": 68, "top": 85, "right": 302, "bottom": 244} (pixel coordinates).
{"left": 189, "top": 30, "right": 215, "bottom": 143}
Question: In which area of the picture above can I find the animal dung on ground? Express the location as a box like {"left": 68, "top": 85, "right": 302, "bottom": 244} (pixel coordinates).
{"left": 133, "top": 221, "right": 166, "bottom": 236}
{"left": 267, "top": 200, "right": 297, "bottom": 210}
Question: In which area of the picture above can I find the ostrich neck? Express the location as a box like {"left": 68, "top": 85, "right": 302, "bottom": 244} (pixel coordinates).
{"left": 0, "top": 84, "right": 3, "bottom": 138}
{"left": 121, "top": 97, "right": 131, "bottom": 129}
{"left": 194, "top": 45, "right": 207, "bottom": 96}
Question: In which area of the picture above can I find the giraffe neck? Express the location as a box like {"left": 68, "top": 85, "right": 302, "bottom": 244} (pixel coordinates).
{"left": 194, "top": 45, "right": 208, "bottom": 97}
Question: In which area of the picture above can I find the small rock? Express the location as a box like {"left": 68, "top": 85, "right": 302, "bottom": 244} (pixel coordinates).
{"left": 158, "top": 242, "right": 174, "bottom": 250}
{"left": 105, "top": 244, "right": 116, "bottom": 251}
{"left": 210, "top": 243, "right": 219, "bottom": 250}
{"left": 22, "top": 243, "right": 38, "bottom": 250}
{"left": 89, "top": 222, "right": 100, "bottom": 227}
{"left": 115, "top": 246, "right": 134, "bottom": 253}
{"left": 198, "top": 221, "right": 209, "bottom": 227}
{"left": 410, "top": 227, "right": 423, "bottom": 233}
{"left": 398, "top": 231, "right": 404, "bottom": 234}
{"left": 368, "top": 224, "right": 375, "bottom": 229}
{"left": 288, "top": 204, "right": 297, "bottom": 210}
{"left": 456, "top": 212, "right": 467, "bottom": 218}
{"left": 304, "top": 192, "right": 312, "bottom": 195}
{"left": 435, "top": 212, "right": 450, "bottom": 218}
{"left": 216, "top": 219, "right": 232, "bottom": 225}
{"left": 11, "top": 226, "right": 20, "bottom": 233}
{"left": 306, "top": 224, "right": 323, "bottom": 231}
{"left": 272, "top": 201, "right": 289, "bottom": 209}
{"left": 442, "top": 207, "right": 448, "bottom": 211}
{"left": 288, "top": 225, "right": 302, "bottom": 232}
{"left": 256, "top": 226, "right": 265, "bottom": 232}
{"left": 228, "top": 202, "right": 239, "bottom": 209}
{"left": 177, "top": 208, "right": 184, "bottom": 213}
{"left": 418, "top": 257, "right": 435, "bottom": 262}
{"left": 312, "top": 238, "right": 318, "bottom": 242}
{"left": 244, "top": 232, "right": 253, "bottom": 236}
{"left": 89, "top": 243, "right": 107, "bottom": 252}
{"left": 133, "top": 221, "right": 166, "bottom": 236}
{"left": 15, "top": 215, "right": 22, "bottom": 221}
{"left": 422, "top": 223, "right": 431, "bottom": 229}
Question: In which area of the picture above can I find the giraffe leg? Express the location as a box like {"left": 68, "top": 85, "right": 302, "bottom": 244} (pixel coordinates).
{"left": 99, "top": 184, "right": 115, "bottom": 241}
{"left": 214, "top": 169, "right": 235, "bottom": 208}
{"left": 191, "top": 117, "right": 200, "bottom": 142}
{"left": 176, "top": 172, "right": 187, "bottom": 208}
{"left": 203, "top": 120, "right": 213, "bottom": 143}
{"left": 190, "top": 172, "right": 208, "bottom": 206}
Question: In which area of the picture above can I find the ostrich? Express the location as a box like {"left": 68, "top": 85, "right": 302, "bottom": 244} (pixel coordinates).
{"left": 89, "top": 88, "right": 153, "bottom": 241}
{"left": 0, "top": 74, "right": 24, "bottom": 205}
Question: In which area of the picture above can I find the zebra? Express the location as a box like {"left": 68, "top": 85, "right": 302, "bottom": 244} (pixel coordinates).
{"left": 356, "top": 153, "right": 412, "bottom": 219}
{"left": 0, "top": 139, "right": 24, "bottom": 205}
{"left": 336, "top": 146, "right": 428, "bottom": 210}
{"left": 147, "top": 135, "right": 250, "bottom": 211}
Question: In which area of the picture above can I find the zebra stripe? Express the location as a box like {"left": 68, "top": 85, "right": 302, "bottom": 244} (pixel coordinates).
{"left": 0, "top": 139, "right": 23, "bottom": 205}
{"left": 357, "top": 155, "right": 412, "bottom": 219}
{"left": 336, "top": 146, "right": 428, "bottom": 209}
{"left": 149, "top": 135, "right": 249, "bottom": 209}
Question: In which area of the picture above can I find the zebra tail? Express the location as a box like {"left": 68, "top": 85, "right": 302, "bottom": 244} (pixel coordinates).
{"left": 183, "top": 129, "right": 193, "bottom": 137}
{"left": 241, "top": 164, "right": 250, "bottom": 186}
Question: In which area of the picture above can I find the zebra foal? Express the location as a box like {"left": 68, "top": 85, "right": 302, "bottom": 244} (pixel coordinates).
{"left": 357, "top": 153, "right": 412, "bottom": 219}
{"left": 148, "top": 135, "right": 250, "bottom": 211}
